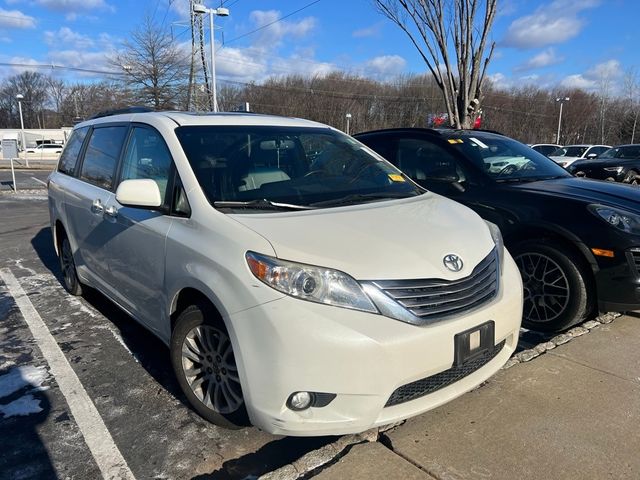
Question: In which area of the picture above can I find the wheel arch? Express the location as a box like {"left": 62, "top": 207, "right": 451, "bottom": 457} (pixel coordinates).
{"left": 169, "top": 285, "right": 227, "bottom": 334}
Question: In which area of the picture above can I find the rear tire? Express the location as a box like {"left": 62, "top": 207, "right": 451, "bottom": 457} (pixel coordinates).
{"left": 170, "top": 302, "right": 248, "bottom": 429}
{"left": 59, "top": 235, "right": 83, "bottom": 296}
{"left": 512, "top": 241, "right": 593, "bottom": 332}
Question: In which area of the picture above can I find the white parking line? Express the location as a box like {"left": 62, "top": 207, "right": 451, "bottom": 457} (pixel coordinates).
{"left": 0, "top": 268, "right": 136, "bottom": 480}
{"left": 31, "top": 177, "right": 48, "bottom": 186}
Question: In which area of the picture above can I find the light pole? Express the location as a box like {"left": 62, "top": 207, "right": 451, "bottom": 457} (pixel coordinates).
{"left": 193, "top": 3, "right": 230, "bottom": 113}
{"left": 556, "top": 97, "right": 570, "bottom": 144}
{"left": 16, "top": 94, "right": 27, "bottom": 167}
{"left": 345, "top": 113, "right": 352, "bottom": 135}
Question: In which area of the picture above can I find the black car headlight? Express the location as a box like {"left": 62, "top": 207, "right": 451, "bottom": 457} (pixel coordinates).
{"left": 588, "top": 204, "right": 640, "bottom": 235}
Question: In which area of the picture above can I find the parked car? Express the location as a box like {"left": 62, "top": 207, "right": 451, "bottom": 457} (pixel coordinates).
{"left": 26, "top": 143, "right": 63, "bottom": 154}
{"left": 549, "top": 144, "right": 611, "bottom": 168}
{"left": 48, "top": 110, "right": 522, "bottom": 436}
{"left": 529, "top": 143, "right": 561, "bottom": 156}
{"left": 567, "top": 144, "right": 640, "bottom": 185}
{"left": 355, "top": 128, "right": 640, "bottom": 332}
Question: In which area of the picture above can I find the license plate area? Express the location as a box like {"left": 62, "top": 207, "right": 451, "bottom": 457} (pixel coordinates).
{"left": 454, "top": 321, "right": 495, "bottom": 366}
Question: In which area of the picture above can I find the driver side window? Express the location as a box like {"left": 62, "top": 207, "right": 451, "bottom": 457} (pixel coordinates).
{"left": 396, "top": 138, "right": 467, "bottom": 183}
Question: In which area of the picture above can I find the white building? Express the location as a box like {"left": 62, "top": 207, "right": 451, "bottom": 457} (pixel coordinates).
{"left": 0, "top": 128, "right": 72, "bottom": 149}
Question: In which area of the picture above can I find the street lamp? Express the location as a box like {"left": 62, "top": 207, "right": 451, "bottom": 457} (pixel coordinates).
{"left": 345, "top": 113, "right": 352, "bottom": 135}
{"left": 556, "top": 97, "right": 570, "bottom": 144}
{"left": 16, "top": 94, "right": 27, "bottom": 167}
{"left": 193, "top": 3, "right": 230, "bottom": 113}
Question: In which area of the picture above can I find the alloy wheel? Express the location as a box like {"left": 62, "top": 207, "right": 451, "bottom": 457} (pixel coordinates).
{"left": 61, "top": 238, "right": 77, "bottom": 291}
{"left": 516, "top": 252, "right": 570, "bottom": 324}
{"left": 181, "top": 325, "right": 243, "bottom": 414}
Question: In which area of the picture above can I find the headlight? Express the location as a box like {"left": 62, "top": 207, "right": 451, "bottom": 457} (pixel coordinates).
{"left": 246, "top": 252, "right": 378, "bottom": 313}
{"left": 604, "top": 167, "right": 624, "bottom": 172}
{"left": 485, "top": 221, "right": 504, "bottom": 270}
{"left": 588, "top": 204, "right": 640, "bottom": 235}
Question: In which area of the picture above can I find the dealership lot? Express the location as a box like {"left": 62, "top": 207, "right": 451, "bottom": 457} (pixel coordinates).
{"left": 1, "top": 188, "right": 639, "bottom": 480}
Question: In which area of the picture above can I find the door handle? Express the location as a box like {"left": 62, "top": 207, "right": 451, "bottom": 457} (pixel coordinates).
{"left": 91, "top": 199, "right": 104, "bottom": 214}
{"left": 104, "top": 205, "right": 118, "bottom": 218}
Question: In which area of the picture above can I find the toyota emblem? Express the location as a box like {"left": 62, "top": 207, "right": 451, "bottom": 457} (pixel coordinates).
{"left": 443, "top": 254, "right": 463, "bottom": 272}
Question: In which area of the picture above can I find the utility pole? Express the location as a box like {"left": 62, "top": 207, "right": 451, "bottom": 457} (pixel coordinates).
{"left": 556, "top": 97, "right": 570, "bottom": 144}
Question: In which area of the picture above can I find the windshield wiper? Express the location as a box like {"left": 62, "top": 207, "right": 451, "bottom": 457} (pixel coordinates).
{"left": 213, "top": 199, "right": 314, "bottom": 210}
{"left": 310, "top": 192, "right": 416, "bottom": 207}
{"left": 495, "top": 175, "right": 567, "bottom": 183}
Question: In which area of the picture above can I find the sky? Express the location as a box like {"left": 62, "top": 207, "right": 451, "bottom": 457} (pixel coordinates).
{"left": 0, "top": 0, "right": 637, "bottom": 94}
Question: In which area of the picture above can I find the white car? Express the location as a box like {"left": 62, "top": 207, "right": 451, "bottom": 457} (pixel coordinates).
{"left": 550, "top": 144, "right": 611, "bottom": 168}
{"left": 26, "top": 143, "right": 63, "bottom": 154}
{"left": 48, "top": 110, "right": 523, "bottom": 436}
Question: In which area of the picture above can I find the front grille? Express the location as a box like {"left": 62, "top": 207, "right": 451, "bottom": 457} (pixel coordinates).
{"left": 371, "top": 250, "right": 498, "bottom": 322}
{"left": 385, "top": 340, "right": 506, "bottom": 407}
{"left": 628, "top": 249, "right": 640, "bottom": 277}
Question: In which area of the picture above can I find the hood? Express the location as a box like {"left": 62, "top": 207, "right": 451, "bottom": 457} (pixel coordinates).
{"left": 509, "top": 177, "right": 640, "bottom": 211}
{"left": 230, "top": 194, "right": 495, "bottom": 281}
{"left": 550, "top": 155, "right": 580, "bottom": 162}
{"left": 570, "top": 158, "right": 640, "bottom": 169}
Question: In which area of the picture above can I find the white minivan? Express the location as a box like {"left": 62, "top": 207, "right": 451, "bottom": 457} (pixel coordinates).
{"left": 48, "top": 110, "right": 523, "bottom": 436}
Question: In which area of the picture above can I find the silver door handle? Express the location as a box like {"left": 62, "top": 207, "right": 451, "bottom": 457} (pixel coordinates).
{"left": 91, "top": 199, "right": 103, "bottom": 214}
{"left": 104, "top": 205, "right": 118, "bottom": 218}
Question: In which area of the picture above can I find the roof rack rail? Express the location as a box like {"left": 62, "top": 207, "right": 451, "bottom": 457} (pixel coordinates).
{"left": 89, "top": 106, "right": 154, "bottom": 120}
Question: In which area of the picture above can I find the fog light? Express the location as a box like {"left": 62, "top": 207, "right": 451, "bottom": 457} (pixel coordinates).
{"left": 288, "top": 391, "right": 313, "bottom": 411}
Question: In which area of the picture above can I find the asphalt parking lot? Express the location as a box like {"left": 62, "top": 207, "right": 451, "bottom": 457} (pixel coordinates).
{"left": 0, "top": 190, "right": 336, "bottom": 479}
{"left": 1, "top": 181, "right": 637, "bottom": 480}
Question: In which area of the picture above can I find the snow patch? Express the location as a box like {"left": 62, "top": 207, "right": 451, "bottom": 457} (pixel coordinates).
{"left": 0, "top": 394, "right": 43, "bottom": 418}
{"left": 0, "top": 365, "right": 49, "bottom": 397}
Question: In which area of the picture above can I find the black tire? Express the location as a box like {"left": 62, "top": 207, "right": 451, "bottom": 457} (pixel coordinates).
{"left": 170, "top": 302, "right": 248, "bottom": 428}
{"left": 624, "top": 170, "right": 639, "bottom": 185}
{"left": 512, "top": 241, "right": 594, "bottom": 332}
{"left": 59, "top": 235, "right": 83, "bottom": 296}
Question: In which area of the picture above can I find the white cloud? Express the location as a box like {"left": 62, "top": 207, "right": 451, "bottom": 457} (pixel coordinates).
{"left": 502, "top": 0, "right": 600, "bottom": 49}
{"left": 360, "top": 55, "right": 407, "bottom": 80}
{"left": 352, "top": 22, "right": 383, "bottom": 38}
{"left": 0, "top": 8, "right": 36, "bottom": 29}
{"left": 248, "top": 10, "right": 316, "bottom": 47}
{"left": 47, "top": 49, "right": 112, "bottom": 77}
{"left": 44, "top": 27, "right": 94, "bottom": 48}
{"left": 515, "top": 48, "right": 563, "bottom": 71}
{"left": 560, "top": 59, "right": 621, "bottom": 91}
{"left": 32, "top": 0, "right": 113, "bottom": 12}
{"left": 170, "top": 0, "right": 191, "bottom": 20}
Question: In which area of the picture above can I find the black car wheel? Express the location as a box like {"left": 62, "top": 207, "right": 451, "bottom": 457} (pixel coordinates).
{"left": 59, "top": 235, "right": 83, "bottom": 296}
{"left": 624, "top": 170, "right": 639, "bottom": 185}
{"left": 170, "top": 301, "right": 248, "bottom": 429}
{"left": 512, "top": 241, "right": 593, "bottom": 332}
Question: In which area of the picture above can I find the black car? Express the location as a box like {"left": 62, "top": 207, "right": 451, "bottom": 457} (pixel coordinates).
{"left": 567, "top": 144, "right": 640, "bottom": 184}
{"left": 355, "top": 128, "right": 640, "bottom": 332}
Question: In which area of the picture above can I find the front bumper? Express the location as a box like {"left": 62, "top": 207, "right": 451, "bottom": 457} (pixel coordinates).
{"left": 225, "top": 254, "right": 523, "bottom": 436}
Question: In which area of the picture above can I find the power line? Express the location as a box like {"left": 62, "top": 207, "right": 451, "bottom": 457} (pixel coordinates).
{"left": 224, "top": 0, "right": 321, "bottom": 45}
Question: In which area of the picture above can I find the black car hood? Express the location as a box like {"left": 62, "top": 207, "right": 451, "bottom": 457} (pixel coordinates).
{"left": 507, "top": 177, "right": 640, "bottom": 211}
{"left": 570, "top": 158, "right": 640, "bottom": 169}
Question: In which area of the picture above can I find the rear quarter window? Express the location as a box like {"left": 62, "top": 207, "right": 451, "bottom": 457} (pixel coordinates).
{"left": 58, "top": 127, "right": 89, "bottom": 176}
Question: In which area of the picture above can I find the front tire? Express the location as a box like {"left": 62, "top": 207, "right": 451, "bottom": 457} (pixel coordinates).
{"left": 59, "top": 235, "right": 83, "bottom": 296}
{"left": 170, "top": 302, "right": 248, "bottom": 428}
{"left": 512, "top": 241, "right": 593, "bottom": 332}
{"left": 624, "top": 170, "right": 639, "bottom": 185}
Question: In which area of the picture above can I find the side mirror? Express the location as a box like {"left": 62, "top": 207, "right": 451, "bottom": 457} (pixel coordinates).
{"left": 586, "top": 153, "right": 598, "bottom": 159}
{"left": 116, "top": 179, "right": 162, "bottom": 208}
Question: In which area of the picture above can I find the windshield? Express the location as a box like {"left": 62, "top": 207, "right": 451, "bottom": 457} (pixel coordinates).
{"left": 176, "top": 126, "right": 422, "bottom": 210}
{"left": 553, "top": 146, "right": 588, "bottom": 157}
{"left": 450, "top": 134, "right": 570, "bottom": 182}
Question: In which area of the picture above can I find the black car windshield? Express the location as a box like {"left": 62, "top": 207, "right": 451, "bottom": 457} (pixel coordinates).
{"left": 176, "top": 126, "right": 422, "bottom": 210}
{"left": 599, "top": 145, "right": 640, "bottom": 159}
{"left": 449, "top": 133, "right": 571, "bottom": 182}
{"left": 553, "top": 146, "right": 588, "bottom": 157}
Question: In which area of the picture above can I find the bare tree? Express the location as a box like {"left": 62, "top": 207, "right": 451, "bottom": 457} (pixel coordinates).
{"left": 109, "top": 16, "right": 189, "bottom": 110}
{"left": 374, "top": 0, "right": 497, "bottom": 128}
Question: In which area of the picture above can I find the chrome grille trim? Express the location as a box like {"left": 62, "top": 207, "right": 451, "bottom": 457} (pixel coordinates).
{"left": 363, "top": 249, "right": 499, "bottom": 325}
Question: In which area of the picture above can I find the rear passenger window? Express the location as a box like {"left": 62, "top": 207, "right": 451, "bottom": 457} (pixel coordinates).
{"left": 80, "top": 126, "right": 128, "bottom": 190}
{"left": 120, "top": 127, "right": 172, "bottom": 200}
{"left": 58, "top": 127, "right": 88, "bottom": 176}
